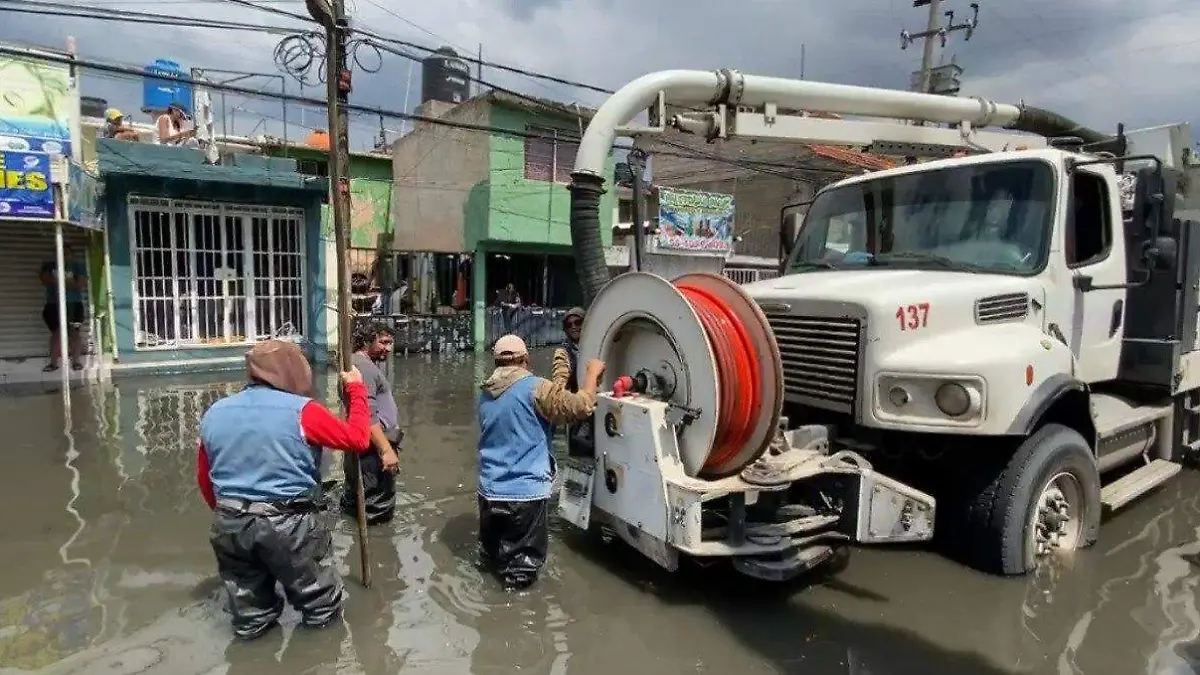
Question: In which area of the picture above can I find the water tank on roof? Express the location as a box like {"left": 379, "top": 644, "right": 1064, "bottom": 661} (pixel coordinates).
{"left": 420, "top": 47, "right": 470, "bottom": 105}
{"left": 142, "top": 59, "right": 192, "bottom": 113}
{"left": 80, "top": 96, "right": 107, "bottom": 119}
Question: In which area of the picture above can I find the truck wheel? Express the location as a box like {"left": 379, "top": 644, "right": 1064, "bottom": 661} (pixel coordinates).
{"left": 968, "top": 423, "right": 1101, "bottom": 575}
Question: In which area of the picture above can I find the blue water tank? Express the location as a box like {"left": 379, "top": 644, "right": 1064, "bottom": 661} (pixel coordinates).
{"left": 142, "top": 59, "right": 192, "bottom": 113}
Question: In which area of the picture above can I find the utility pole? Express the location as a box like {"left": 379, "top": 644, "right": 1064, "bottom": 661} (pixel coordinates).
{"left": 901, "top": 0, "right": 979, "bottom": 94}
{"left": 306, "top": 0, "right": 371, "bottom": 587}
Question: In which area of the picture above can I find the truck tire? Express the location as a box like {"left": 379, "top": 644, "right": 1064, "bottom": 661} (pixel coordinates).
{"left": 967, "top": 423, "right": 1101, "bottom": 575}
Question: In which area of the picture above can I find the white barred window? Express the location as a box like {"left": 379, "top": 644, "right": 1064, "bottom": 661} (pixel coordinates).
{"left": 129, "top": 197, "right": 307, "bottom": 349}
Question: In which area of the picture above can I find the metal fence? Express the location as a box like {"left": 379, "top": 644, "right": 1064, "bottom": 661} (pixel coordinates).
{"left": 483, "top": 306, "right": 571, "bottom": 350}
{"left": 350, "top": 306, "right": 571, "bottom": 354}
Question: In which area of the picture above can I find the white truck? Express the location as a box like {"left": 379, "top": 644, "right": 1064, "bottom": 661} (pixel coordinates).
{"left": 559, "top": 69, "right": 1200, "bottom": 578}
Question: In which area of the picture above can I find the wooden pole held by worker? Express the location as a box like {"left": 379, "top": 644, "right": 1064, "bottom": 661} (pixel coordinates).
{"left": 316, "top": 0, "right": 371, "bottom": 587}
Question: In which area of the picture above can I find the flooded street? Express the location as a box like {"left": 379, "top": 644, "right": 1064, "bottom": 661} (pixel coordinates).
{"left": 3, "top": 352, "right": 1200, "bottom": 675}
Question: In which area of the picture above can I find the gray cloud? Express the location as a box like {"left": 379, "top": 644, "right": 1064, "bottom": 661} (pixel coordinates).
{"left": 1, "top": 0, "right": 1197, "bottom": 149}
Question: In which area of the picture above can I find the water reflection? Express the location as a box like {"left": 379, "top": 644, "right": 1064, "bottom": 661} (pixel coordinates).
{"left": 1, "top": 353, "right": 1200, "bottom": 674}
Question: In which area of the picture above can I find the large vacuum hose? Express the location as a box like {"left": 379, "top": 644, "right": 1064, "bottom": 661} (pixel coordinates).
{"left": 1007, "top": 105, "right": 1113, "bottom": 146}
{"left": 569, "top": 172, "right": 611, "bottom": 306}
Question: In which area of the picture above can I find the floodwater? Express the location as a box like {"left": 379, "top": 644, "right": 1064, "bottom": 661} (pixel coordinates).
{"left": 3, "top": 352, "right": 1200, "bottom": 675}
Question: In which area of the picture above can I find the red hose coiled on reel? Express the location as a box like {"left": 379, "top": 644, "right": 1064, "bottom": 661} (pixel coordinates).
{"left": 674, "top": 280, "right": 762, "bottom": 474}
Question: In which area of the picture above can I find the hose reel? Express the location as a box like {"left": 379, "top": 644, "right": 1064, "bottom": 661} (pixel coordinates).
{"left": 580, "top": 272, "right": 784, "bottom": 478}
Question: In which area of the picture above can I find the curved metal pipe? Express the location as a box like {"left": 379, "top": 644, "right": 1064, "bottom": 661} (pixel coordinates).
{"left": 573, "top": 69, "right": 1028, "bottom": 176}
{"left": 569, "top": 69, "right": 1029, "bottom": 303}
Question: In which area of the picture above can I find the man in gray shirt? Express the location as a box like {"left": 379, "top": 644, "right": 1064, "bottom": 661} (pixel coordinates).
{"left": 339, "top": 321, "right": 401, "bottom": 525}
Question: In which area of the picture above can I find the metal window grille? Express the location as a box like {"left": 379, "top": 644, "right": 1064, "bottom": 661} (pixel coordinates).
{"left": 128, "top": 196, "right": 307, "bottom": 349}
{"left": 524, "top": 126, "right": 580, "bottom": 184}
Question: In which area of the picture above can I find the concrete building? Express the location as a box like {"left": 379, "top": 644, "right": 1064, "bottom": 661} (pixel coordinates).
{"left": 95, "top": 138, "right": 331, "bottom": 376}
{"left": 390, "top": 90, "right": 616, "bottom": 351}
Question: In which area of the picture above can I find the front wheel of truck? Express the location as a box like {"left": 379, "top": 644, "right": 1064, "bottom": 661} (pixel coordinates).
{"left": 967, "top": 423, "right": 1102, "bottom": 575}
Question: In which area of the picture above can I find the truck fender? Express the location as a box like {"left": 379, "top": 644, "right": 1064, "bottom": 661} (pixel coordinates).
{"left": 1006, "top": 373, "right": 1093, "bottom": 440}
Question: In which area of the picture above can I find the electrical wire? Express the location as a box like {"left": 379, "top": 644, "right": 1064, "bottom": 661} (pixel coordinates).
{"left": 0, "top": 43, "right": 868, "bottom": 181}
{"left": 0, "top": 0, "right": 305, "bottom": 33}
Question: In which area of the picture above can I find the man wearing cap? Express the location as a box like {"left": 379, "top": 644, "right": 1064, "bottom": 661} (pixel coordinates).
{"left": 101, "top": 109, "right": 139, "bottom": 140}
{"left": 195, "top": 339, "right": 374, "bottom": 640}
{"left": 477, "top": 333, "right": 604, "bottom": 589}
{"left": 551, "top": 307, "right": 592, "bottom": 457}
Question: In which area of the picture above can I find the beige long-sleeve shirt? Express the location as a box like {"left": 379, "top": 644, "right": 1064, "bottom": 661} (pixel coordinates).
{"left": 481, "top": 365, "right": 595, "bottom": 425}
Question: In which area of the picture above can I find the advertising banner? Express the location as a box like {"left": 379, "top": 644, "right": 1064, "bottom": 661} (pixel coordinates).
{"left": 67, "top": 161, "right": 103, "bottom": 230}
{"left": 655, "top": 187, "right": 735, "bottom": 255}
{"left": 0, "top": 53, "right": 72, "bottom": 156}
{"left": 0, "top": 149, "right": 54, "bottom": 218}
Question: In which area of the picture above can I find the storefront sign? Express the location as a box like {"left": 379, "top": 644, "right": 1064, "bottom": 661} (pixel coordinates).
{"left": 655, "top": 187, "right": 734, "bottom": 254}
{"left": 67, "top": 161, "right": 103, "bottom": 230}
{"left": 0, "top": 149, "right": 54, "bottom": 218}
{"left": 0, "top": 52, "right": 73, "bottom": 156}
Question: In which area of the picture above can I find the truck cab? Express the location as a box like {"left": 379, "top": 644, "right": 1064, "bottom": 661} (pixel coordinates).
{"left": 753, "top": 130, "right": 1200, "bottom": 574}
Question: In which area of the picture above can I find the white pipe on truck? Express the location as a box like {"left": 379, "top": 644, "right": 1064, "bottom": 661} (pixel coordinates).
{"left": 573, "top": 69, "right": 1025, "bottom": 177}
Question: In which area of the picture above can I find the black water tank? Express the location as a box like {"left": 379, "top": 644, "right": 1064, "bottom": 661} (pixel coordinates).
{"left": 420, "top": 47, "right": 470, "bottom": 104}
{"left": 81, "top": 96, "right": 108, "bottom": 119}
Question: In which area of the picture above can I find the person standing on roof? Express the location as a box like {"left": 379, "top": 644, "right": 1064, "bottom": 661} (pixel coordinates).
{"left": 196, "top": 339, "right": 373, "bottom": 640}
{"left": 339, "top": 321, "right": 402, "bottom": 525}
{"left": 102, "top": 108, "right": 139, "bottom": 140}
{"left": 155, "top": 102, "right": 198, "bottom": 147}
{"left": 477, "top": 334, "right": 604, "bottom": 589}
{"left": 551, "top": 307, "right": 592, "bottom": 457}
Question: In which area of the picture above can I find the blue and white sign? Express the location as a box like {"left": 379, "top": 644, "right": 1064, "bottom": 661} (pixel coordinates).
{"left": 67, "top": 161, "right": 103, "bottom": 230}
{"left": 0, "top": 149, "right": 54, "bottom": 219}
{"left": 0, "top": 53, "right": 73, "bottom": 157}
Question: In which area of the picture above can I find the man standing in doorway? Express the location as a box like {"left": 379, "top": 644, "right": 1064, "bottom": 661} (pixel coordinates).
{"left": 496, "top": 283, "right": 521, "bottom": 335}
{"left": 39, "top": 243, "right": 87, "bottom": 372}
{"left": 340, "top": 321, "right": 402, "bottom": 525}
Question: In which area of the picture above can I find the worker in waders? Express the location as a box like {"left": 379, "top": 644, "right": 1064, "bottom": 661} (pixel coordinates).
{"left": 477, "top": 334, "right": 604, "bottom": 589}
{"left": 339, "top": 321, "right": 402, "bottom": 525}
{"left": 196, "top": 339, "right": 373, "bottom": 640}
{"left": 551, "top": 307, "right": 592, "bottom": 457}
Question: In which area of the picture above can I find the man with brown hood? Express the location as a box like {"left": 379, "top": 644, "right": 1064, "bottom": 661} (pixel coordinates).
{"left": 477, "top": 334, "right": 604, "bottom": 589}
{"left": 195, "top": 339, "right": 373, "bottom": 640}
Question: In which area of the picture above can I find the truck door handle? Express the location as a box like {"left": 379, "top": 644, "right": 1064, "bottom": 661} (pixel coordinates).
{"left": 1110, "top": 299, "right": 1124, "bottom": 337}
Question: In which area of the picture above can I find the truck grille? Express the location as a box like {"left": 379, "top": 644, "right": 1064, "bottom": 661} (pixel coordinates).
{"left": 764, "top": 313, "right": 862, "bottom": 414}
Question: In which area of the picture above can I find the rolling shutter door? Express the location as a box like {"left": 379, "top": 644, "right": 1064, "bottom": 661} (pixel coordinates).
{"left": 0, "top": 220, "right": 91, "bottom": 358}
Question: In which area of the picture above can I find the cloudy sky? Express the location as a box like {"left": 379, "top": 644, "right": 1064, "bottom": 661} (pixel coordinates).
{"left": 1, "top": 0, "right": 1197, "bottom": 152}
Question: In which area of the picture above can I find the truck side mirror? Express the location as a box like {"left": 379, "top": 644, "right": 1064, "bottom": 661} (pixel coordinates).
{"left": 778, "top": 212, "right": 802, "bottom": 269}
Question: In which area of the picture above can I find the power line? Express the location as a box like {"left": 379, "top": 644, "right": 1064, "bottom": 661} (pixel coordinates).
{"left": 0, "top": 0, "right": 305, "bottom": 33}
{"left": 1, "top": 44, "right": 857, "bottom": 180}
{"left": 214, "top": 0, "right": 616, "bottom": 95}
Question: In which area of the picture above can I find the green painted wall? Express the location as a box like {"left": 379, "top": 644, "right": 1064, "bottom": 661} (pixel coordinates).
{"left": 484, "top": 104, "right": 614, "bottom": 248}
{"left": 259, "top": 146, "right": 393, "bottom": 181}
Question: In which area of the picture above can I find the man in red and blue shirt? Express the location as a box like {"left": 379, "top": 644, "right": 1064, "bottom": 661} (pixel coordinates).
{"left": 196, "top": 339, "right": 373, "bottom": 640}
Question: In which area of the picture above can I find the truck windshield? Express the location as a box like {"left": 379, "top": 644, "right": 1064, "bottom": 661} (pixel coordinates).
{"left": 786, "top": 159, "right": 1056, "bottom": 275}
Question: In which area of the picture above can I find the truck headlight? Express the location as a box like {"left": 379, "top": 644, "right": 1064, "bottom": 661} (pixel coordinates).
{"left": 934, "top": 382, "right": 971, "bottom": 417}
{"left": 875, "top": 373, "right": 985, "bottom": 426}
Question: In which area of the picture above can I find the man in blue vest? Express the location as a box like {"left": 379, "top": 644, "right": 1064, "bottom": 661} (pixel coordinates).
{"left": 477, "top": 333, "right": 604, "bottom": 589}
{"left": 196, "top": 339, "right": 374, "bottom": 640}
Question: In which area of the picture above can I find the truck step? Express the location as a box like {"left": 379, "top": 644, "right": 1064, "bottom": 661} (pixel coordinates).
{"left": 1100, "top": 459, "right": 1182, "bottom": 511}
